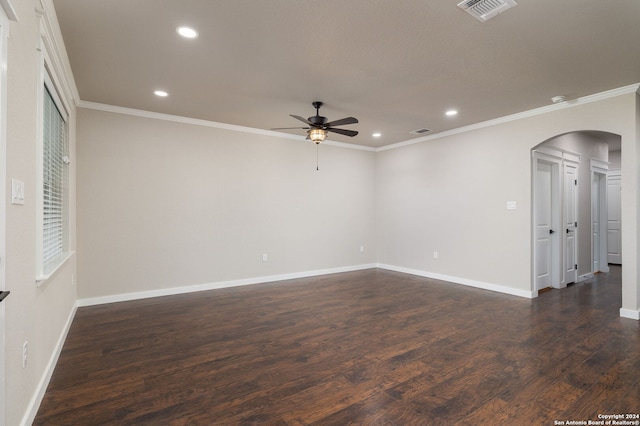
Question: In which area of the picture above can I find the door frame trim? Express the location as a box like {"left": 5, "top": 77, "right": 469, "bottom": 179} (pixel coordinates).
{"left": 591, "top": 160, "right": 609, "bottom": 274}
{"left": 607, "top": 169, "right": 622, "bottom": 265}
{"left": 563, "top": 158, "right": 579, "bottom": 286}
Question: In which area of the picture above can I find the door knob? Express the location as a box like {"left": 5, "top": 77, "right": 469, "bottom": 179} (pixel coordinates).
{"left": 549, "top": 229, "right": 555, "bottom": 234}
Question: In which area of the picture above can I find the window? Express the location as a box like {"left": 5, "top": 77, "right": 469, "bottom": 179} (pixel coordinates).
{"left": 37, "top": 71, "right": 70, "bottom": 282}
{"left": 35, "top": 5, "right": 75, "bottom": 284}
{"left": 42, "top": 84, "right": 67, "bottom": 265}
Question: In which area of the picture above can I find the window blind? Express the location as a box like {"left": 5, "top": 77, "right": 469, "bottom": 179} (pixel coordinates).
{"left": 42, "top": 85, "right": 67, "bottom": 266}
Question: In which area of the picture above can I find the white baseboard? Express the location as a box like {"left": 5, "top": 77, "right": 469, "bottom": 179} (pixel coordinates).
{"left": 78, "top": 263, "right": 378, "bottom": 307}
{"left": 376, "top": 263, "right": 536, "bottom": 299}
{"left": 21, "top": 301, "right": 78, "bottom": 426}
{"left": 578, "top": 272, "right": 594, "bottom": 282}
{"left": 620, "top": 308, "right": 640, "bottom": 320}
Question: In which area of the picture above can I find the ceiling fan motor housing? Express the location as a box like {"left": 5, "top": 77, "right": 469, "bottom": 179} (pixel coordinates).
{"left": 308, "top": 115, "right": 328, "bottom": 126}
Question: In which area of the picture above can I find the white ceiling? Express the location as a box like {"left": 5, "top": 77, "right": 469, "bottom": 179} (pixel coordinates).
{"left": 52, "top": 0, "right": 640, "bottom": 148}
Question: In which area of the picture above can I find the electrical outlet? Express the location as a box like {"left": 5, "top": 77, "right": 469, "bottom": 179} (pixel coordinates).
{"left": 360, "top": 246, "right": 364, "bottom": 253}
{"left": 433, "top": 251, "right": 439, "bottom": 259}
{"left": 262, "top": 253, "right": 268, "bottom": 262}
{"left": 22, "top": 341, "right": 28, "bottom": 368}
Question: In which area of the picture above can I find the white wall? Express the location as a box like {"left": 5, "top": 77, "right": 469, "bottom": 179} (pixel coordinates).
{"left": 76, "top": 108, "right": 376, "bottom": 300}
{"left": 609, "top": 150, "right": 621, "bottom": 169}
{"left": 376, "top": 119, "right": 532, "bottom": 294}
{"left": 4, "top": 1, "right": 78, "bottom": 425}
{"left": 376, "top": 91, "right": 638, "bottom": 305}
{"left": 78, "top": 94, "right": 639, "bottom": 306}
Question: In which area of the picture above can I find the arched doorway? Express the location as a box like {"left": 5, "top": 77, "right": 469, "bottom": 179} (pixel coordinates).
{"left": 531, "top": 130, "right": 621, "bottom": 293}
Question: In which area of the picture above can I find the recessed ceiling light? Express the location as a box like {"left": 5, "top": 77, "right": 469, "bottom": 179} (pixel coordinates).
{"left": 372, "top": 132, "right": 382, "bottom": 138}
{"left": 154, "top": 90, "right": 168, "bottom": 97}
{"left": 176, "top": 26, "right": 198, "bottom": 39}
{"left": 445, "top": 109, "right": 458, "bottom": 116}
{"left": 551, "top": 95, "right": 566, "bottom": 104}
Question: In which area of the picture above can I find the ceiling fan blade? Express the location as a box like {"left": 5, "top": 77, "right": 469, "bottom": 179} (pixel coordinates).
{"left": 270, "top": 127, "right": 310, "bottom": 130}
{"left": 327, "top": 128, "right": 358, "bottom": 137}
{"left": 326, "top": 116, "right": 358, "bottom": 127}
{"left": 290, "top": 114, "right": 313, "bottom": 125}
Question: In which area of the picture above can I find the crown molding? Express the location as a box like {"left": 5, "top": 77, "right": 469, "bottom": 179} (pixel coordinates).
{"left": 0, "top": 0, "right": 16, "bottom": 21}
{"left": 77, "top": 101, "right": 377, "bottom": 152}
{"left": 79, "top": 82, "right": 638, "bottom": 154}
{"left": 377, "top": 83, "right": 640, "bottom": 152}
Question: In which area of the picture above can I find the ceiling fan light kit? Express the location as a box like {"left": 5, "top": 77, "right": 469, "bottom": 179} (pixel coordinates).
{"left": 309, "top": 128, "right": 327, "bottom": 144}
{"left": 271, "top": 101, "right": 359, "bottom": 144}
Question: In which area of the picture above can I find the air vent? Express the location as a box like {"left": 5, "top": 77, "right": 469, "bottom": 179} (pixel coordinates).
{"left": 410, "top": 128, "right": 431, "bottom": 135}
{"left": 457, "top": 0, "right": 517, "bottom": 22}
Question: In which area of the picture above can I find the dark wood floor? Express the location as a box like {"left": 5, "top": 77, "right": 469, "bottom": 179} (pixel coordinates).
{"left": 35, "top": 266, "right": 639, "bottom": 425}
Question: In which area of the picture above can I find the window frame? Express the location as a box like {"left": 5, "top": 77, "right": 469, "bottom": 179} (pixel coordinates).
{"left": 35, "top": 55, "right": 72, "bottom": 284}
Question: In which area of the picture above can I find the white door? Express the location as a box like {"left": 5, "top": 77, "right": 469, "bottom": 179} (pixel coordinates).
{"left": 533, "top": 160, "right": 560, "bottom": 290}
{"left": 563, "top": 162, "right": 578, "bottom": 284}
{"left": 535, "top": 162, "right": 554, "bottom": 290}
{"left": 607, "top": 171, "right": 622, "bottom": 264}
{"left": 592, "top": 173, "right": 601, "bottom": 272}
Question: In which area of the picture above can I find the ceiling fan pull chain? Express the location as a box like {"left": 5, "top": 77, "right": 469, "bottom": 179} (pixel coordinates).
{"left": 316, "top": 143, "right": 319, "bottom": 171}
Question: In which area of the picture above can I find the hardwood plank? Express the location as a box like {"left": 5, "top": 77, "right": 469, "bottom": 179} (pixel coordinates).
{"left": 34, "top": 266, "right": 640, "bottom": 425}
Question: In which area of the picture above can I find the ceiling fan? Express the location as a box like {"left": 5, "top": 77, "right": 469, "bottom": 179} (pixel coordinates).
{"left": 271, "top": 101, "right": 358, "bottom": 144}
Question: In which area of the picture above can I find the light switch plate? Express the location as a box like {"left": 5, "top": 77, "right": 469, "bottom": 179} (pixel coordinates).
{"left": 11, "top": 179, "right": 25, "bottom": 205}
{"left": 506, "top": 201, "right": 516, "bottom": 210}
